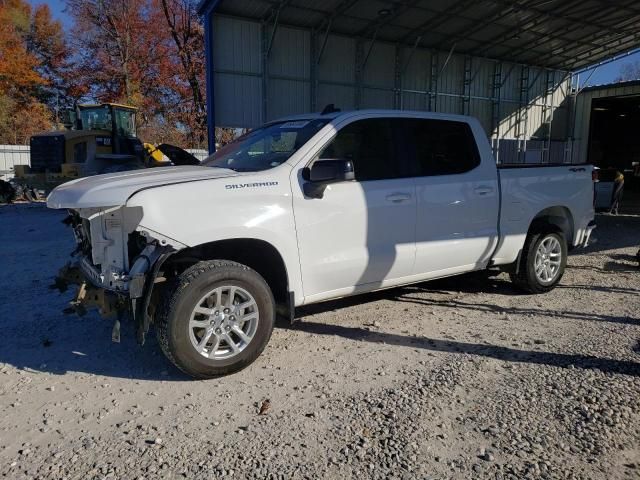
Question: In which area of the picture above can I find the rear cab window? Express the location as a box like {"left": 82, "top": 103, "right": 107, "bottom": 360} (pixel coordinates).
{"left": 400, "top": 118, "right": 481, "bottom": 176}
{"left": 316, "top": 116, "right": 480, "bottom": 181}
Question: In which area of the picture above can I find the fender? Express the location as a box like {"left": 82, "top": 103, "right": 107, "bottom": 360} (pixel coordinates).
{"left": 126, "top": 167, "right": 305, "bottom": 304}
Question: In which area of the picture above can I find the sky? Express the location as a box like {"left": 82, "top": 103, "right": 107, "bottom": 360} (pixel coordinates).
{"left": 576, "top": 50, "right": 640, "bottom": 86}
{"left": 32, "top": 0, "right": 70, "bottom": 26}
{"left": 28, "top": 0, "right": 640, "bottom": 88}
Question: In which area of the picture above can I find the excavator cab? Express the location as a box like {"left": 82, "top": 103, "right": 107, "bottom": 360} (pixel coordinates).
{"left": 18, "top": 102, "right": 199, "bottom": 191}
{"left": 75, "top": 103, "right": 145, "bottom": 173}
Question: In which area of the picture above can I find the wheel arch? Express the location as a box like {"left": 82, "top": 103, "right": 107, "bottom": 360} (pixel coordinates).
{"left": 162, "top": 238, "right": 291, "bottom": 306}
{"left": 529, "top": 206, "right": 575, "bottom": 248}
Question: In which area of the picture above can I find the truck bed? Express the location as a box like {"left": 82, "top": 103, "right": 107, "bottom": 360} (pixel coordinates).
{"left": 491, "top": 163, "right": 594, "bottom": 266}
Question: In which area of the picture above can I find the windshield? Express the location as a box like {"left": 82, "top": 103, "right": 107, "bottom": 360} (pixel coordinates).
{"left": 203, "top": 119, "right": 330, "bottom": 172}
{"left": 79, "top": 106, "right": 112, "bottom": 131}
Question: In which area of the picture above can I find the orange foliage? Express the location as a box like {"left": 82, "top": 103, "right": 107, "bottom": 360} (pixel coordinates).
{"left": 0, "top": 0, "right": 210, "bottom": 148}
{"left": 0, "top": 0, "right": 46, "bottom": 98}
{"left": 0, "top": 0, "right": 71, "bottom": 142}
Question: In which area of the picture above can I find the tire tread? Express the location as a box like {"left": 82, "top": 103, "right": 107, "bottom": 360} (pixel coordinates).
{"left": 156, "top": 260, "right": 272, "bottom": 379}
{"left": 510, "top": 227, "right": 566, "bottom": 294}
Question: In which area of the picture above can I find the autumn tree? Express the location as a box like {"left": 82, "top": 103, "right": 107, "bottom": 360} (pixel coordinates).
{"left": 65, "top": 0, "right": 210, "bottom": 146}
{"left": 65, "top": 0, "right": 167, "bottom": 106}
{"left": 0, "top": 0, "right": 43, "bottom": 98}
{"left": 29, "top": 4, "right": 75, "bottom": 118}
{"left": 0, "top": 0, "right": 67, "bottom": 143}
{"left": 156, "top": 0, "right": 206, "bottom": 145}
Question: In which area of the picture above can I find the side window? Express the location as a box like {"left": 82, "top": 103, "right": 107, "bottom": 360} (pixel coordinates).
{"left": 409, "top": 119, "right": 480, "bottom": 176}
{"left": 318, "top": 119, "right": 399, "bottom": 181}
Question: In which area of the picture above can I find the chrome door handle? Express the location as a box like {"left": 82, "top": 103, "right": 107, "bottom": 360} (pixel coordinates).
{"left": 386, "top": 193, "right": 412, "bottom": 203}
{"left": 474, "top": 186, "right": 494, "bottom": 195}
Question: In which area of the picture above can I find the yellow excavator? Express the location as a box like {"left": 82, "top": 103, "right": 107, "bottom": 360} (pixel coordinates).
{"left": 15, "top": 103, "right": 200, "bottom": 188}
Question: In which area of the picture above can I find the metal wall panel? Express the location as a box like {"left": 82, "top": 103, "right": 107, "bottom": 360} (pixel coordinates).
{"left": 267, "top": 79, "right": 310, "bottom": 120}
{"left": 437, "top": 55, "right": 465, "bottom": 96}
{"left": 209, "top": 14, "right": 572, "bottom": 148}
{"left": 401, "top": 49, "right": 430, "bottom": 94}
{"left": 317, "top": 35, "right": 356, "bottom": 84}
{"left": 268, "top": 26, "right": 310, "bottom": 78}
{"left": 361, "top": 88, "right": 394, "bottom": 109}
{"left": 213, "top": 17, "right": 261, "bottom": 73}
{"left": 469, "top": 61, "right": 493, "bottom": 99}
{"left": 266, "top": 26, "right": 311, "bottom": 119}
{"left": 436, "top": 95, "right": 461, "bottom": 114}
{"left": 317, "top": 84, "right": 356, "bottom": 111}
{"left": 469, "top": 99, "right": 492, "bottom": 134}
{"left": 401, "top": 92, "right": 427, "bottom": 111}
{"left": 362, "top": 42, "right": 395, "bottom": 89}
{"left": 212, "top": 17, "right": 263, "bottom": 127}
{"left": 214, "top": 73, "right": 262, "bottom": 127}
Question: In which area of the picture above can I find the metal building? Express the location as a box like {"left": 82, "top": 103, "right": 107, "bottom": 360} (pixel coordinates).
{"left": 572, "top": 79, "right": 640, "bottom": 167}
{"left": 197, "top": 0, "right": 640, "bottom": 162}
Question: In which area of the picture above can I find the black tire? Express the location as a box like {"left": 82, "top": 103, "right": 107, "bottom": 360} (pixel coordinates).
{"left": 510, "top": 229, "right": 567, "bottom": 294}
{"left": 156, "top": 260, "right": 275, "bottom": 379}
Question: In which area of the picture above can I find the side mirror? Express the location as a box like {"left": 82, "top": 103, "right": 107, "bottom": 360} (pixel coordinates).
{"left": 302, "top": 159, "right": 354, "bottom": 198}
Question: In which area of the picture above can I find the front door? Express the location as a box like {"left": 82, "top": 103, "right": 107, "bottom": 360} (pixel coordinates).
{"left": 292, "top": 118, "right": 417, "bottom": 302}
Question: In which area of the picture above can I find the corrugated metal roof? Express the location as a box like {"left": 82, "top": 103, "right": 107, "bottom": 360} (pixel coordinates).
{"left": 199, "top": 0, "right": 640, "bottom": 71}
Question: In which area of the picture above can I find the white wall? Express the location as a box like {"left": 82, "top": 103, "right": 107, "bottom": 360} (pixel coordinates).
{"left": 0, "top": 145, "right": 30, "bottom": 180}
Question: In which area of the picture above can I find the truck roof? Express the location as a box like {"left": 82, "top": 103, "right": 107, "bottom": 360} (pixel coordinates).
{"left": 270, "top": 109, "right": 477, "bottom": 125}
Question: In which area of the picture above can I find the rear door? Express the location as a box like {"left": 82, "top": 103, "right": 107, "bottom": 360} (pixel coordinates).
{"left": 406, "top": 118, "right": 500, "bottom": 276}
{"left": 292, "top": 117, "right": 417, "bottom": 302}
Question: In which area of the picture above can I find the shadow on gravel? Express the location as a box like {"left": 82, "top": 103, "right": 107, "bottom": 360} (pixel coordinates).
{"left": 572, "top": 213, "right": 640, "bottom": 255}
{"left": 557, "top": 284, "right": 640, "bottom": 295}
{"left": 297, "top": 281, "right": 639, "bottom": 328}
{"left": 568, "top": 263, "right": 640, "bottom": 274}
{"left": 392, "top": 293, "right": 640, "bottom": 327}
{"left": 0, "top": 318, "right": 192, "bottom": 382}
{"left": 609, "top": 253, "right": 639, "bottom": 263}
{"left": 289, "top": 321, "right": 640, "bottom": 377}
{"left": 417, "top": 272, "right": 521, "bottom": 296}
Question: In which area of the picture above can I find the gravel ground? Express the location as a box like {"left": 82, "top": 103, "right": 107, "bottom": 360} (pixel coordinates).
{"left": 0, "top": 203, "right": 638, "bottom": 480}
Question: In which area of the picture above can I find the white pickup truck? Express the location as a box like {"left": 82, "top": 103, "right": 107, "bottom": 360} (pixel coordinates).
{"left": 48, "top": 110, "right": 595, "bottom": 378}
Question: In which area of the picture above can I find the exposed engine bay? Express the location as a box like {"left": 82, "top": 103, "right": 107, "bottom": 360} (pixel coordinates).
{"left": 57, "top": 207, "right": 182, "bottom": 344}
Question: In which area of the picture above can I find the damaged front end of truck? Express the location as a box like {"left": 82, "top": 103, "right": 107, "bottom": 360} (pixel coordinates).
{"left": 56, "top": 206, "right": 183, "bottom": 344}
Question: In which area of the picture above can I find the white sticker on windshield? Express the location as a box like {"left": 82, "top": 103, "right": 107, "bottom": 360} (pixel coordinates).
{"left": 280, "top": 121, "right": 309, "bottom": 129}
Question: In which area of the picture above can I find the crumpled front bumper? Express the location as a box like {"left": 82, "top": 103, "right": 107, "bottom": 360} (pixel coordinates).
{"left": 60, "top": 205, "right": 175, "bottom": 344}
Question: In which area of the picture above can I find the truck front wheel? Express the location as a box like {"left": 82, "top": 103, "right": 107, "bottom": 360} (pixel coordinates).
{"left": 156, "top": 260, "right": 275, "bottom": 379}
{"left": 510, "top": 230, "right": 567, "bottom": 294}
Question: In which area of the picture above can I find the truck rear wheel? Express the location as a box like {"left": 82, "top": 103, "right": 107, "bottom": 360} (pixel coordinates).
{"left": 156, "top": 260, "right": 275, "bottom": 379}
{"left": 510, "top": 230, "right": 567, "bottom": 294}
